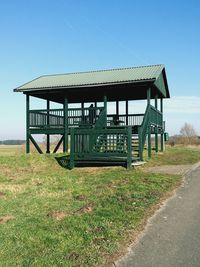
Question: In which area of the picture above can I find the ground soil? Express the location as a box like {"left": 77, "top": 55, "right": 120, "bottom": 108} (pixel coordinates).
{"left": 0, "top": 216, "right": 15, "bottom": 224}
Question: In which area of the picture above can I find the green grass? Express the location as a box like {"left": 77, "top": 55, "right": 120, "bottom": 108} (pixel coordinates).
{"left": 0, "top": 146, "right": 200, "bottom": 267}
{"left": 144, "top": 145, "right": 200, "bottom": 166}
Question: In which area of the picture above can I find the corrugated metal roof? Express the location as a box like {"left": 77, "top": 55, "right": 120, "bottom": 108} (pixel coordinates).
{"left": 14, "top": 64, "right": 165, "bottom": 92}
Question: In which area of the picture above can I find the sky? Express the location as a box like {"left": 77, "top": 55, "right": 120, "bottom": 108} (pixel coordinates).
{"left": 0, "top": 0, "right": 200, "bottom": 139}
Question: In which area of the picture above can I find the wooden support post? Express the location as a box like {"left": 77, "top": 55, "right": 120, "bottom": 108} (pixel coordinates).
{"left": 94, "top": 101, "right": 97, "bottom": 108}
{"left": 69, "top": 128, "right": 75, "bottom": 169}
{"left": 138, "top": 127, "right": 143, "bottom": 161}
{"left": 147, "top": 88, "right": 151, "bottom": 158}
{"left": 160, "top": 98, "right": 164, "bottom": 152}
{"left": 126, "top": 100, "right": 128, "bottom": 126}
{"left": 63, "top": 96, "right": 68, "bottom": 153}
{"left": 155, "top": 95, "right": 158, "bottom": 153}
{"left": 127, "top": 126, "right": 132, "bottom": 168}
{"left": 116, "top": 100, "right": 119, "bottom": 116}
{"left": 81, "top": 102, "right": 84, "bottom": 121}
{"left": 26, "top": 94, "right": 30, "bottom": 153}
{"left": 147, "top": 88, "right": 151, "bottom": 106}
{"left": 104, "top": 95, "right": 107, "bottom": 114}
{"left": 148, "top": 126, "right": 151, "bottom": 158}
{"left": 46, "top": 100, "right": 50, "bottom": 153}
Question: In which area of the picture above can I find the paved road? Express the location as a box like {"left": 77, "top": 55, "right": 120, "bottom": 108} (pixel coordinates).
{"left": 116, "top": 165, "right": 200, "bottom": 267}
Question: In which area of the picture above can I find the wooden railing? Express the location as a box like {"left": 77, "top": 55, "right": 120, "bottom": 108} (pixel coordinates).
{"left": 138, "top": 104, "right": 163, "bottom": 159}
{"left": 30, "top": 109, "right": 64, "bottom": 127}
{"left": 29, "top": 107, "right": 104, "bottom": 128}
{"left": 107, "top": 114, "right": 144, "bottom": 126}
{"left": 69, "top": 126, "right": 132, "bottom": 169}
{"left": 68, "top": 107, "right": 104, "bottom": 127}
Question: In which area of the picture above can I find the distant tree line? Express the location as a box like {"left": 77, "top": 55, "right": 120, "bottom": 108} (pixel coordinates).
{"left": 0, "top": 140, "right": 25, "bottom": 145}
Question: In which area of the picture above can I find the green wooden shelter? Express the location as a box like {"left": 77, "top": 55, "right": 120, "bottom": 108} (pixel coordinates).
{"left": 14, "top": 64, "right": 170, "bottom": 168}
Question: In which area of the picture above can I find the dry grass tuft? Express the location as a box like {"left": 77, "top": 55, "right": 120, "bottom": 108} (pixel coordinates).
{"left": 47, "top": 211, "right": 68, "bottom": 220}
{"left": 0, "top": 215, "right": 15, "bottom": 224}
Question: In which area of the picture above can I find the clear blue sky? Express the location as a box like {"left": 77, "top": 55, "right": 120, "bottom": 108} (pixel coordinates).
{"left": 0, "top": 0, "right": 200, "bottom": 139}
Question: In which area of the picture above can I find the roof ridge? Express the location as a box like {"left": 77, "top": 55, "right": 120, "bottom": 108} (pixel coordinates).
{"left": 40, "top": 64, "right": 164, "bottom": 78}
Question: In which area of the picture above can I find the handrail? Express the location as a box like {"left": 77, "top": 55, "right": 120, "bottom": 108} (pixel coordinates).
{"left": 30, "top": 108, "right": 63, "bottom": 113}
{"left": 94, "top": 108, "right": 106, "bottom": 128}
{"left": 138, "top": 104, "right": 163, "bottom": 160}
{"left": 107, "top": 113, "right": 144, "bottom": 126}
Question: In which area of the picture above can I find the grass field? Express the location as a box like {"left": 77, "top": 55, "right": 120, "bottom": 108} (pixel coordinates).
{"left": 0, "top": 145, "right": 200, "bottom": 266}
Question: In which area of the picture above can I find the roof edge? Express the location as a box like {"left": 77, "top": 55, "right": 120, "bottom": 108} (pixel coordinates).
{"left": 14, "top": 78, "right": 156, "bottom": 93}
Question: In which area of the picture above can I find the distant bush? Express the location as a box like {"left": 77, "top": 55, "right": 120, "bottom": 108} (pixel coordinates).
{"left": 167, "top": 122, "right": 200, "bottom": 146}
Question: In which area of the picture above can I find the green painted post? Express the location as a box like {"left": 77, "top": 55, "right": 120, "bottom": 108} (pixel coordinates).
{"left": 126, "top": 100, "right": 128, "bottom": 125}
{"left": 147, "top": 88, "right": 151, "bottom": 106}
{"left": 148, "top": 125, "right": 151, "bottom": 158}
{"left": 69, "top": 128, "right": 75, "bottom": 169}
{"left": 63, "top": 96, "right": 68, "bottom": 153}
{"left": 46, "top": 100, "right": 50, "bottom": 153}
{"left": 116, "top": 100, "right": 119, "bottom": 116}
{"left": 104, "top": 95, "right": 107, "bottom": 115}
{"left": 104, "top": 95, "right": 108, "bottom": 150}
{"left": 138, "top": 127, "right": 143, "bottom": 161}
{"left": 26, "top": 94, "right": 30, "bottom": 153}
{"left": 160, "top": 98, "right": 164, "bottom": 152}
{"left": 127, "top": 126, "right": 132, "bottom": 168}
{"left": 155, "top": 95, "right": 158, "bottom": 153}
{"left": 147, "top": 88, "right": 151, "bottom": 158}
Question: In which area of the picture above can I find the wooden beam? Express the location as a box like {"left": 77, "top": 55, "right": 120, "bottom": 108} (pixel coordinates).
{"left": 26, "top": 94, "right": 30, "bottom": 153}
{"left": 53, "top": 136, "right": 63, "bottom": 153}
{"left": 29, "top": 135, "right": 43, "bottom": 154}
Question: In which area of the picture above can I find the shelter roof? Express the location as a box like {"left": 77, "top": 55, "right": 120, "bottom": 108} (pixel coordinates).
{"left": 14, "top": 64, "right": 170, "bottom": 103}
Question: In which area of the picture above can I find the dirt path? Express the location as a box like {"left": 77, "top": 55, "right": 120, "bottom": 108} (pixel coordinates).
{"left": 144, "top": 164, "right": 193, "bottom": 175}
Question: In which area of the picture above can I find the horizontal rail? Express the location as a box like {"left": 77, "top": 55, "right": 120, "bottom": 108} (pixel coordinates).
{"left": 30, "top": 109, "right": 64, "bottom": 127}
{"left": 29, "top": 107, "right": 104, "bottom": 128}
{"left": 107, "top": 114, "right": 144, "bottom": 126}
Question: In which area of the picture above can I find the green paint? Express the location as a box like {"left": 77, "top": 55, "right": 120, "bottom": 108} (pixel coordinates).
{"left": 63, "top": 96, "right": 68, "bottom": 153}
{"left": 26, "top": 94, "right": 30, "bottom": 154}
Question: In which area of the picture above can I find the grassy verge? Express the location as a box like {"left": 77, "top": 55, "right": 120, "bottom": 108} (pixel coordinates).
{"left": 144, "top": 145, "right": 200, "bottom": 166}
{"left": 0, "top": 146, "right": 200, "bottom": 267}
